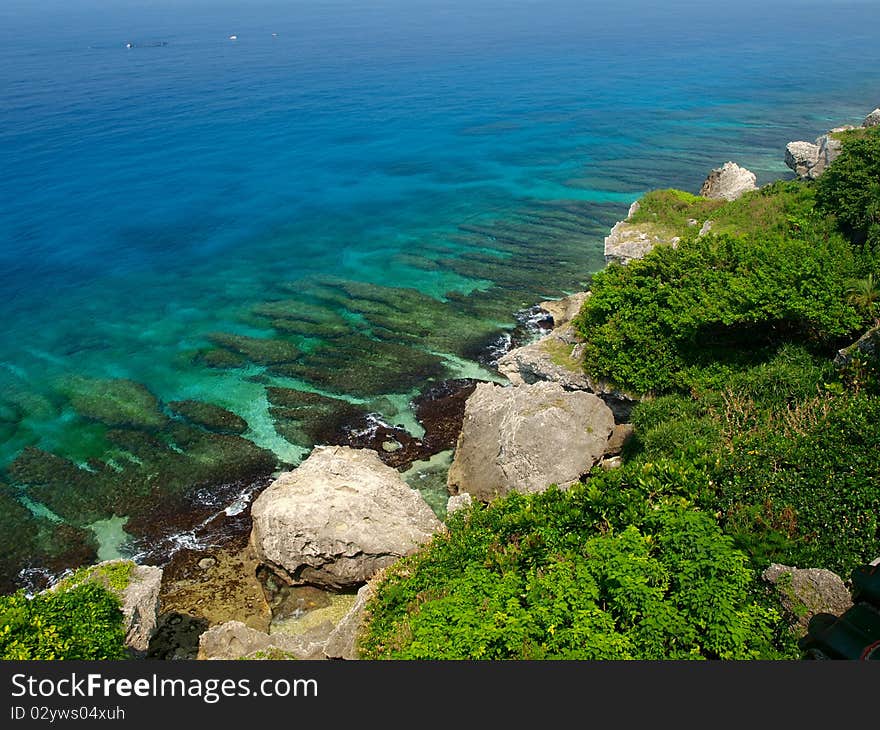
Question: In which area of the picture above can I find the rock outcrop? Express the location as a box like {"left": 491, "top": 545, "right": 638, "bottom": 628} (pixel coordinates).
{"left": 447, "top": 381, "right": 615, "bottom": 501}
{"left": 49, "top": 559, "right": 163, "bottom": 654}
{"left": 121, "top": 564, "right": 164, "bottom": 653}
{"left": 198, "top": 620, "right": 327, "bottom": 660}
{"left": 250, "top": 446, "right": 441, "bottom": 590}
{"left": 699, "top": 161, "right": 757, "bottom": 201}
{"left": 323, "top": 581, "right": 376, "bottom": 660}
{"left": 785, "top": 121, "right": 865, "bottom": 180}
{"left": 537, "top": 291, "right": 590, "bottom": 329}
{"left": 834, "top": 325, "right": 879, "bottom": 367}
{"left": 603, "top": 200, "right": 678, "bottom": 266}
{"left": 445, "top": 492, "right": 473, "bottom": 516}
{"left": 785, "top": 141, "right": 820, "bottom": 178}
{"left": 763, "top": 564, "right": 853, "bottom": 631}
{"left": 497, "top": 323, "right": 596, "bottom": 392}
{"left": 865, "top": 108, "right": 880, "bottom": 128}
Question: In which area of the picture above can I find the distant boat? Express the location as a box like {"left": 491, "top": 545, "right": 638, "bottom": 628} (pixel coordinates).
{"left": 229, "top": 35, "right": 238, "bottom": 40}
{"left": 124, "top": 40, "right": 167, "bottom": 49}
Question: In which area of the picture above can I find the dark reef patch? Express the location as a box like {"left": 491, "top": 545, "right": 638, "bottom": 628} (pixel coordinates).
{"left": 169, "top": 400, "right": 249, "bottom": 435}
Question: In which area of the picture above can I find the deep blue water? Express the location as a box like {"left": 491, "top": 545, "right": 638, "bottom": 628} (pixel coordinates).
{"left": 1, "top": 0, "right": 879, "bottom": 585}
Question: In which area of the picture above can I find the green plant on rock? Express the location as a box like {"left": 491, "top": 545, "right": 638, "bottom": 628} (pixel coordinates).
{"left": 0, "top": 582, "right": 127, "bottom": 660}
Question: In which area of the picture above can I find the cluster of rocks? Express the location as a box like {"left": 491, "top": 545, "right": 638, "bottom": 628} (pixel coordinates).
{"left": 117, "top": 109, "right": 880, "bottom": 661}
{"left": 450, "top": 290, "right": 634, "bottom": 500}
{"left": 192, "top": 290, "right": 635, "bottom": 660}
{"left": 785, "top": 108, "right": 880, "bottom": 180}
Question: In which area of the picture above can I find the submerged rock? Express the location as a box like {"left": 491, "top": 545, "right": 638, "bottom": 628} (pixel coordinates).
{"left": 208, "top": 332, "right": 301, "bottom": 366}
{"left": 61, "top": 376, "right": 167, "bottom": 429}
{"left": 159, "top": 544, "right": 273, "bottom": 634}
{"left": 169, "top": 400, "right": 248, "bottom": 435}
{"left": 447, "top": 381, "right": 615, "bottom": 501}
{"left": 250, "top": 446, "right": 441, "bottom": 590}
{"left": 0, "top": 483, "right": 99, "bottom": 595}
{"left": 699, "top": 161, "right": 757, "bottom": 201}
{"left": 412, "top": 378, "right": 479, "bottom": 453}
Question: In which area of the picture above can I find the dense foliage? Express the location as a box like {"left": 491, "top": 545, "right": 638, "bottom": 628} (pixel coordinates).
{"left": 363, "top": 140, "right": 880, "bottom": 660}
{"left": 574, "top": 184, "right": 866, "bottom": 394}
{"left": 0, "top": 582, "right": 127, "bottom": 660}
{"left": 361, "top": 489, "right": 787, "bottom": 660}
{"left": 629, "top": 345, "right": 880, "bottom": 574}
{"left": 816, "top": 127, "right": 880, "bottom": 249}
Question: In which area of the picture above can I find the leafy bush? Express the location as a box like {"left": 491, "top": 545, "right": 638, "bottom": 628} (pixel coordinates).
{"left": 816, "top": 126, "right": 880, "bottom": 248}
{"left": 623, "top": 347, "right": 880, "bottom": 575}
{"left": 575, "top": 228, "right": 862, "bottom": 393}
{"left": 361, "top": 486, "right": 789, "bottom": 660}
{"left": 0, "top": 582, "right": 127, "bottom": 660}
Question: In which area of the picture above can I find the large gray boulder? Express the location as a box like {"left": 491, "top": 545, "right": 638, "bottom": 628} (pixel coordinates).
{"left": 763, "top": 564, "right": 853, "bottom": 631}
{"left": 699, "top": 161, "right": 757, "bottom": 201}
{"left": 250, "top": 446, "right": 441, "bottom": 590}
{"left": 785, "top": 141, "right": 820, "bottom": 178}
{"left": 447, "top": 381, "right": 615, "bottom": 501}
{"left": 865, "top": 108, "right": 880, "bottom": 128}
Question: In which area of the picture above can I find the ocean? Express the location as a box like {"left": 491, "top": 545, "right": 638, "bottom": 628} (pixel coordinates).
{"left": 1, "top": 0, "right": 879, "bottom": 591}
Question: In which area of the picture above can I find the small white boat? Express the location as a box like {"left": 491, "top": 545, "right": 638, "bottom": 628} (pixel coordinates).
{"left": 229, "top": 34, "right": 238, "bottom": 41}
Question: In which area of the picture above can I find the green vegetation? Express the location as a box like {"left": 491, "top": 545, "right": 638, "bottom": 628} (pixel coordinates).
{"left": 0, "top": 582, "right": 127, "bottom": 660}
{"left": 816, "top": 126, "right": 880, "bottom": 249}
{"left": 574, "top": 182, "right": 867, "bottom": 394}
{"left": 361, "top": 489, "right": 788, "bottom": 659}
{"left": 52, "top": 560, "right": 134, "bottom": 595}
{"left": 362, "top": 126, "right": 880, "bottom": 660}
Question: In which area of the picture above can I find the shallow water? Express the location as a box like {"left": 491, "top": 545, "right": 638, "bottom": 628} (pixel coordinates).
{"left": 2, "top": 0, "right": 880, "bottom": 590}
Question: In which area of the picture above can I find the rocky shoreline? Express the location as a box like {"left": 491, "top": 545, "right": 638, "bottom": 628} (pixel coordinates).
{"left": 43, "top": 104, "right": 880, "bottom": 660}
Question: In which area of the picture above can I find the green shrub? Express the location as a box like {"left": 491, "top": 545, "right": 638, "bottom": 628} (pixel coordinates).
{"left": 623, "top": 348, "right": 880, "bottom": 576}
{"left": 575, "top": 229, "right": 862, "bottom": 393}
{"left": 816, "top": 126, "right": 880, "bottom": 248}
{"left": 0, "top": 582, "right": 127, "bottom": 660}
{"left": 361, "top": 487, "right": 788, "bottom": 660}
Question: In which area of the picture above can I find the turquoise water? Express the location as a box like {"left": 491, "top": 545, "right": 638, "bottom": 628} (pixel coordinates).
{"left": 2, "top": 0, "right": 880, "bottom": 590}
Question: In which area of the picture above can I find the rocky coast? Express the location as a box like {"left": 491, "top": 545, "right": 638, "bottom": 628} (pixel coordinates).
{"left": 18, "top": 104, "right": 880, "bottom": 661}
